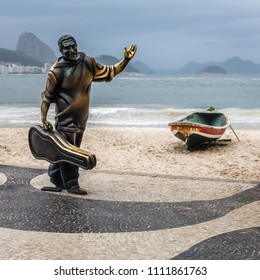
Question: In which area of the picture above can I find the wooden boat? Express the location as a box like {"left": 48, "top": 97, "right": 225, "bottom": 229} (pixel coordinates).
{"left": 168, "top": 109, "right": 230, "bottom": 150}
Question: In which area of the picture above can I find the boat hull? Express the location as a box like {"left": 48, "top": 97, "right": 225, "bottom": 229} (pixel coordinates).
{"left": 169, "top": 111, "right": 229, "bottom": 150}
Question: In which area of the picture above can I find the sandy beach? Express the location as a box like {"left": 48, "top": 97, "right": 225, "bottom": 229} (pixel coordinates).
{"left": 0, "top": 125, "right": 259, "bottom": 262}
{"left": 0, "top": 126, "right": 259, "bottom": 182}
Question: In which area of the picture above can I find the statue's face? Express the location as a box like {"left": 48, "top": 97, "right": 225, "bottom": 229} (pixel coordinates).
{"left": 61, "top": 38, "right": 78, "bottom": 61}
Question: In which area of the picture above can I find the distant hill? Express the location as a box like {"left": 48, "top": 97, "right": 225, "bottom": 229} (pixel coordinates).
{"left": 0, "top": 47, "right": 44, "bottom": 66}
{"left": 176, "top": 56, "right": 260, "bottom": 75}
{"left": 132, "top": 60, "right": 155, "bottom": 74}
{"left": 223, "top": 56, "right": 260, "bottom": 74}
{"left": 16, "top": 32, "right": 57, "bottom": 64}
{"left": 175, "top": 61, "right": 204, "bottom": 75}
{"left": 95, "top": 54, "right": 139, "bottom": 73}
{"left": 198, "top": 65, "right": 227, "bottom": 74}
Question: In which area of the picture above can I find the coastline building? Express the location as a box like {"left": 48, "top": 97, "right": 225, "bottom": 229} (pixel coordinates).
{"left": 0, "top": 64, "right": 8, "bottom": 74}
{"left": 0, "top": 63, "right": 45, "bottom": 74}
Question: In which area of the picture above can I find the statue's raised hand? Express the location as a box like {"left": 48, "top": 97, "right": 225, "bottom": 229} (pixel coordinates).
{"left": 124, "top": 44, "right": 137, "bottom": 60}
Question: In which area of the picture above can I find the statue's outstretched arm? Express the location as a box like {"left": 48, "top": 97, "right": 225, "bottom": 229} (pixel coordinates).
{"left": 114, "top": 44, "right": 137, "bottom": 75}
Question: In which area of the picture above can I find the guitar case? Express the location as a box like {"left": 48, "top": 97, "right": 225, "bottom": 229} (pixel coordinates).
{"left": 28, "top": 125, "right": 96, "bottom": 170}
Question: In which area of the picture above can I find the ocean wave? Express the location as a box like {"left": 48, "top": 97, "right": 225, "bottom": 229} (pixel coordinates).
{"left": 89, "top": 107, "right": 260, "bottom": 128}
{"left": 0, "top": 105, "right": 259, "bottom": 128}
{"left": 0, "top": 105, "right": 55, "bottom": 127}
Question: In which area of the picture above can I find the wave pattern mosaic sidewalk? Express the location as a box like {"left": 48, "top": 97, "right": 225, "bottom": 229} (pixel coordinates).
{"left": 0, "top": 165, "right": 259, "bottom": 259}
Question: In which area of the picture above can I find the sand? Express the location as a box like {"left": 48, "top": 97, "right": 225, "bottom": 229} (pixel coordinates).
{"left": 0, "top": 126, "right": 259, "bottom": 182}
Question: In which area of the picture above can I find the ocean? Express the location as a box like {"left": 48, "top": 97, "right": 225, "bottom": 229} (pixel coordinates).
{"left": 0, "top": 74, "right": 260, "bottom": 129}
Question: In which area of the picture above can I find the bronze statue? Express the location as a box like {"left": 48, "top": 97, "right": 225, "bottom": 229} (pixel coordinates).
{"left": 40, "top": 35, "right": 137, "bottom": 195}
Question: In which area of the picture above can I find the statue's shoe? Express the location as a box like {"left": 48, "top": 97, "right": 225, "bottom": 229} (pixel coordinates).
{"left": 67, "top": 186, "right": 87, "bottom": 195}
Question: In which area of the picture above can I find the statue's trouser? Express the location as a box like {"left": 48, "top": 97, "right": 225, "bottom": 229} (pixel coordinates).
{"left": 48, "top": 130, "right": 84, "bottom": 189}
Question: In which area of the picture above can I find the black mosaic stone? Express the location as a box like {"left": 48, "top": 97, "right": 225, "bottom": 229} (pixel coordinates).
{"left": 172, "top": 227, "right": 260, "bottom": 260}
{"left": 0, "top": 165, "right": 259, "bottom": 234}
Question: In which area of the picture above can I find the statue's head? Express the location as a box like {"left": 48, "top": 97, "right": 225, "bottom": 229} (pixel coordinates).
{"left": 58, "top": 35, "right": 78, "bottom": 62}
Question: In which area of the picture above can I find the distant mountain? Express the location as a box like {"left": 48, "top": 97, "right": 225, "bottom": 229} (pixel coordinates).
{"left": 95, "top": 54, "right": 139, "bottom": 73}
{"left": 0, "top": 47, "right": 44, "bottom": 67}
{"left": 198, "top": 65, "right": 227, "bottom": 74}
{"left": 176, "top": 56, "right": 260, "bottom": 75}
{"left": 95, "top": 54, "right": 119, "bottom": 65}
{"left": 16, "top": 32, "right": 57, "bottom": 64}
{"left": 176, "top": 61, "right": 206, "bottom": 75}
{"left": 222, "top": 56, "right": 260, "bottom": 74}
{"left": 132, "top": 60, "right": 155, "bottom": 74}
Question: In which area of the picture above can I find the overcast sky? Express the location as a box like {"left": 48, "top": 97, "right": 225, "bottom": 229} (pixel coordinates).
{"left": 1, "top": 0, "right": 260, "bottom": 69}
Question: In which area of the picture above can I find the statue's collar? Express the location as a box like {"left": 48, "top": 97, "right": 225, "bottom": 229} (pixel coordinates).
{"left": 55, "top": 52, "right": 85, "bottom": 67}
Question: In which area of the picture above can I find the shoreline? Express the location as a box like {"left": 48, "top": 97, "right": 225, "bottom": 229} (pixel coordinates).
{"left": 0, "top": 126, "right": 259, "bottom": 182}
{"left": 0, "top": 123, "right": 260, "bottom": 129}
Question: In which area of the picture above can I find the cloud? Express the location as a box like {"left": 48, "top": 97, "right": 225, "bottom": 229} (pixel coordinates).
{"left": 1, "top": 0, "right": 260, "bottom": 69}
